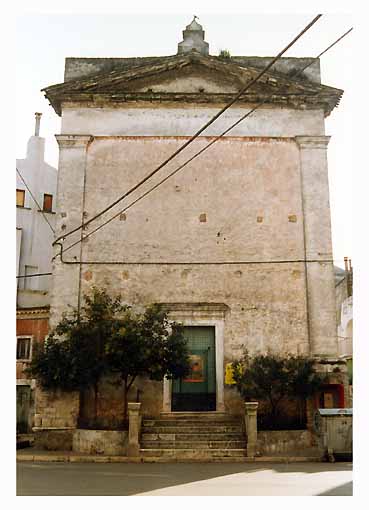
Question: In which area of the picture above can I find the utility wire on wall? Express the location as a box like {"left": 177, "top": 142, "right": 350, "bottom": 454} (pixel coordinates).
{"left": 53, "top": 14, "right": 323, "bottom": 249}
{"left": 16, "top": 272, "right": 52, "bottom": 279}
{"left": 17, "top": 257, "right": 351, "bottom": 277}
{"left": 58, "top": 24, "right": 353, "bottom": 260}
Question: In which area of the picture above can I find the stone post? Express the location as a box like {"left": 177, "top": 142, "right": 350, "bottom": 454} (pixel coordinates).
{"left": 127, "top": 402, "right": 142, "bottom": 457}
{"left": 245, "top": 402, "right": 259, "bottom": 458}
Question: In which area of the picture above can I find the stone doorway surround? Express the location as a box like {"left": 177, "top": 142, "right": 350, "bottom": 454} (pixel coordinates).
{"left": 162, "top": 303, "right": 229, "bottom": 413}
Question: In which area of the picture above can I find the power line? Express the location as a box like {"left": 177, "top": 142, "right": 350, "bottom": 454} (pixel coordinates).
{"left": 16, "top": 272, "right": 52, "bottom": 279}
{"left": 16, "top": 167, "right": 56, "bottom": 234}
{"left": 54, "top": 14, "right": 322, "bottom": 247}
{"left": 60, "top": 24, "right": 352, "bottom": 258}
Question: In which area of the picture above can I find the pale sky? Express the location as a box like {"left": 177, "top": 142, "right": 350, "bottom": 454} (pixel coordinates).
{"left": 15, "top": 12, "right": 353, "bottom": 268}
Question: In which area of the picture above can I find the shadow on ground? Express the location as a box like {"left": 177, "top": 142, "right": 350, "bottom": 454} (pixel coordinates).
{"left": 318, "top": 481, "right": 353, "bottom": 496}
{"left": 17, "top": 461, "right": 353, "bottom": 496}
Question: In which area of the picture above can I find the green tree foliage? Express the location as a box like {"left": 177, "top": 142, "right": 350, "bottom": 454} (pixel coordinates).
{"left": 27, "top": 288, "right": 127, "bottom": 421}
{"left": 218, "top": 48, "right": 231, "bottom": 59}
{"left": 232, "top": 350, "right": 323, "bottom": 428}
{"left": 27, "top": 288, "right": 190, "bottom": 425}
{"left": 105, "top": 303, "right": 190, "bottom": 420}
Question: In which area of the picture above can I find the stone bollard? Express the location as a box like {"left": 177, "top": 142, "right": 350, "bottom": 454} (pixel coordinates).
{"left": 127, "top": 402, "right": 142, "bottom": 457}
{"left": 245, "top": 402, "right": 259, "bottom": 458}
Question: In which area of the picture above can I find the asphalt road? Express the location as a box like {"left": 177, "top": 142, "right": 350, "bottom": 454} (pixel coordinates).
{"left": 17, "top": 461, "right": 353, "bottom": 496}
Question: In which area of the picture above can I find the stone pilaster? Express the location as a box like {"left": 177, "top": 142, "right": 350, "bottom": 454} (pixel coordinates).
{"left": 245, "top": 402, "right": 258, "bottom": 457}
{"left": 127, "top": 402, "right": 142, "bottom": 457}
{"left": 295, "top": 136, "right": 338, "bottom": 358}
{"left": 50, "top": 134, "right": 93, "bottom": 327}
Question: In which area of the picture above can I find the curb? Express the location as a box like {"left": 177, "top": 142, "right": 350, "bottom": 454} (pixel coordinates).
{"left": 17, "top": 452, "right": 325, "bottom": 464}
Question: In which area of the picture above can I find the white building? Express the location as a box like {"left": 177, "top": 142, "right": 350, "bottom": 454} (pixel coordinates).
{"left": 16, "top": 113, "right": 57, "bottom": 309}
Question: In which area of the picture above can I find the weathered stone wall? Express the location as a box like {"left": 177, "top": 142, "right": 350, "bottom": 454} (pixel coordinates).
{"left": 257, "top": 429, "right": 313, "bottom": 455}
{"left": 79, "top": 375, "right": 162, "bottom": 427}
{"left": 60, "top": 106, "right": 325, "bottom": 137}
{"left": 73, "top": 429, "right": 128, "bottom": 455}
{"left": 34, "top": 386, "right": 79, "bottom": 428}
{"left": 47, "top": 102, "right": 338, "bottom": 421}
{"left": 34, "top": 429, "right": 74, "bottom": 451}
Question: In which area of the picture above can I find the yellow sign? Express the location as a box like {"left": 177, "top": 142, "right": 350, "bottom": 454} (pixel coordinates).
{"left": 225, "top": 363, "right": 236, "bottom": 385}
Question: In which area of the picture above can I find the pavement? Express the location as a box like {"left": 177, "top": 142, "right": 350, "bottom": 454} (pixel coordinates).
{"left": 16, "top": 460, "right": 353, "bottom": 496}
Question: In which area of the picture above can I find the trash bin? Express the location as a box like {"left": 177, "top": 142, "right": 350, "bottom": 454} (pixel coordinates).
{"left": 313, "top": 408, "right": 352, "bottom": 462}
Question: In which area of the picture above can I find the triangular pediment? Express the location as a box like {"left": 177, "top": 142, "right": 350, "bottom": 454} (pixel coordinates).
{"left": 43, "top": 53, "right": 343, "bottom": 116}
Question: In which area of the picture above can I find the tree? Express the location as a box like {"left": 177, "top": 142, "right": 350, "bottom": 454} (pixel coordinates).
{"left": 232, "top": 350, "right": 323, "bottom": 429}
{"left": 284, "top": 356, "right": 323, "bottom": 424}
{"left": 105, "top": 303, "right": 190, "bottom": 421}
{"left": 27, "top": 288, "right": 191, "bottom": 427}
{"left": 27, "top": 287, "right": 129, "bottom": 424}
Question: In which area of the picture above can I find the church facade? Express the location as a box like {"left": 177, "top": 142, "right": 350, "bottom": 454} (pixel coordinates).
{"left": 35, "top": 18, "right": 348, "bottom": 431}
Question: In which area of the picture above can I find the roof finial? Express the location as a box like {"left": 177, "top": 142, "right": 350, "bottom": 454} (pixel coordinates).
{"left": 177, "top": 16, "right": 209, "bottom": 56}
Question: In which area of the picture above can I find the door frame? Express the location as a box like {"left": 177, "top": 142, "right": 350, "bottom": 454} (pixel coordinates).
{"left": 163, "top": 319, "right": 225, "bottom": 412}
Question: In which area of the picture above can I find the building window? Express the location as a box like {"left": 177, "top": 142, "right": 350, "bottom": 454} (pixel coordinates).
{"left": 17, "top": 337, "right": 32, "bottom": 360}
{"left": 43, "top": 194, "right": 53, "bottom": 212}
{"left": 24, "top": 265, "right": 38, "bottom": 291}
{"left": 16, "top": 189, "right": 25, "bottom": 207}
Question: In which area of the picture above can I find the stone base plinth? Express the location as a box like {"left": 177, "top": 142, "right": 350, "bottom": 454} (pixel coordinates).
{"left": 33, "top": 428, "right": 75, "bottom": 451}
{"left": 257, "top": 429, "right": 312, "bottom": 455}
{"left": 72, "top": 429, "right": 128, "bottom": 456}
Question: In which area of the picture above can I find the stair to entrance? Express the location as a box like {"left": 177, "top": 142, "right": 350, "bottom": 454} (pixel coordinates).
{"left": 140, "top": 412, "right": 247, "bottom": 461}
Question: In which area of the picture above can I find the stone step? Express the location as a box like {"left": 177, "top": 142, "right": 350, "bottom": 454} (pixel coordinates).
{"left": 159, "top": 412, "right": 232, "bottom": 420}
{"left": 141, "top": 440, "right": 247, "bottom": 449}
{"left": 143, "top": 419, "right": 241, "bottom": 427}
{"left": 142, "top": 432, "right": 245, "bottom": 441}
{"left": 140, "top": 448, "right": 247, "bottom": 459}
{"left": 143, "top": 425, "right": 243, "bottom": 433}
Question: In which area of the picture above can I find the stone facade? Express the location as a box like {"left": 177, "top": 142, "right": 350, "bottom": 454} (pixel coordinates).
{"left": 37, "top": 20, "right": 346, "bottom": 435}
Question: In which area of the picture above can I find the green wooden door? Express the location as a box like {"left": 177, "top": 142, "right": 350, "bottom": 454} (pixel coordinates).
{"left": 172, "top": 326, "right": 216, "bottom": 411}
{"left": 17, "top": 385, "right": 31, "bottom": 433}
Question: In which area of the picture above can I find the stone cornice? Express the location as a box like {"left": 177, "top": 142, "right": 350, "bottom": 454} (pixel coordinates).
{"left": 161, "top": 302, "right": 230, "bottom": 320}
{"left": 43, "top": 53, "right": 343, "bottom": 117}
{"left": 55, "top": 134, "right": 93, "bottom": 149}
{"left": 295, "top": 135, "right": 331, "bottom": 149}
{"left": 17, "top": 306, "right": 50, "bottom": 319}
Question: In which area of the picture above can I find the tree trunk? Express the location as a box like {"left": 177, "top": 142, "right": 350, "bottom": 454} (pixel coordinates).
{"left": 123, "top": 376, "right": 137, "bottom": 424}
{"left": 93, "top": 381, "right": 99, "bottom": 424}
{"left": 123, "top": 378, "right": 128, "bottom": 423}
{"left": 78, "top": 389, "right": 84, "bottom": 428}
{"left": 298, "top": 398, "right": 306, "bottom": 427}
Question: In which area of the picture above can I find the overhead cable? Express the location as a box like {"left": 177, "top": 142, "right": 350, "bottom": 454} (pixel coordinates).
{"left": 60, "top": 24, "right": 353, "bottom": 258}
{"left": 54, "top": 14, "right": 322, "bottom": 247}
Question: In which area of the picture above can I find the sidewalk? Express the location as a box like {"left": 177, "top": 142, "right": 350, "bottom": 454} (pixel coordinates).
{"left": 17, "top": 447, "right": 325, "bottom": 463}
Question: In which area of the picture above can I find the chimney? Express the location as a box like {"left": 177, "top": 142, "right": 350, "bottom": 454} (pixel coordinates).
{"left": 344, "top": 256, "right": 349, "bottom": 272}
{"left": 34, "top": 112, "right": 42, "bottom": 136}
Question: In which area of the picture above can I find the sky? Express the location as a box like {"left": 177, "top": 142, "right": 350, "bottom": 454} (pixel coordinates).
{"left": 15, "top": 12, "right": 353, "bottom": 268}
